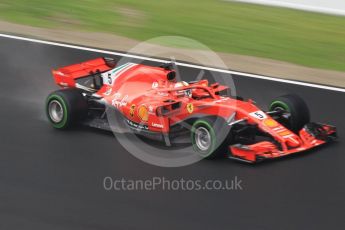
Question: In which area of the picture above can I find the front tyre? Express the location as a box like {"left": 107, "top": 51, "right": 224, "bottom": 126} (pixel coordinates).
{"left": 191, "top": 119, "right": 216, "bottom": 158}
{"left": 269, "top": 94, "right": 310, "bottom": 132}
{"left": 46, "top": 88, "right": 87, "bottom": 129}
{"left": 191, "top": 117, "right": 231, "bottom": 159}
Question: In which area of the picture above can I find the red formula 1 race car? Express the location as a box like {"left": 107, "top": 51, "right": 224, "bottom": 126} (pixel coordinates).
{"left": 46, "top": 57, "right": 337, "bottom": 163}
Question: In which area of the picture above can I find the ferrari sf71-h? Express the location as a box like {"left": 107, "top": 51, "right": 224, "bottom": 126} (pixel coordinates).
{"left": 46, "top": 57, "right": 337, "bottom": 163}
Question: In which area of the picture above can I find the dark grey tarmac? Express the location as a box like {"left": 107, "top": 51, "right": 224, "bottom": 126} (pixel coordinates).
{"left": 0, "top": 37, "right": 344, "bottom": 230}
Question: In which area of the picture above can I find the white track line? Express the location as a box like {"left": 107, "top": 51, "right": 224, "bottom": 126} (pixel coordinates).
{"left": 233, "top": 0, "right": 345, "bottom": 17}
{"left": 1, "top": 33, "right": 344, "bottom": 93}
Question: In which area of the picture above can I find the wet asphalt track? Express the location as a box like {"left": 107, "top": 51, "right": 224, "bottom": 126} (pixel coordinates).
{"left": 0, "top": 36, "right": 344, "bottom": 230}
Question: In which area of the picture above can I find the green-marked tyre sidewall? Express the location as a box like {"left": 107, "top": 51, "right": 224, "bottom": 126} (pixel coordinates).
{"left": 46, "top": 94, "right": 69, "bottom": 129}
{"left": 269, "top": 94, "right": 310, "bottom": 132}
{"left": 269, "top": 101, "right": 290, "bottom": 112}
{"left": 191, "top": 120, "right": 217, "bottom": 158}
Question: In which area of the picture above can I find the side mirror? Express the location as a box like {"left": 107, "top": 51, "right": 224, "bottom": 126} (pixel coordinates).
{"left": 167, "top": 71, "right": 176, "bottom": 81}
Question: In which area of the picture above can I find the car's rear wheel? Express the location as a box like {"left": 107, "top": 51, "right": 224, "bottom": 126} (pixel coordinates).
{"left": 46, "top": 88, "right": 88, "bottom": 129}
{"left": 48, "top": 99, "right": 65, "bottom": 124}
{"left": 269, "top": 94, "right": 310, "bottom": 132}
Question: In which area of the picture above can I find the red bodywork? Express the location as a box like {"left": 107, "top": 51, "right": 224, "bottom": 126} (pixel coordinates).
{"left": 52, "top": 58, "right": 336, "bottom": 163}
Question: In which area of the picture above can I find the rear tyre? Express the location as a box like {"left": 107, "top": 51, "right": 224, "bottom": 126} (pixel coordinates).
{"left": 46, "top": 88, "right": 88, "bottom": 129}
{"left": 269, "top": 94, "right": 310, "bottom": 132}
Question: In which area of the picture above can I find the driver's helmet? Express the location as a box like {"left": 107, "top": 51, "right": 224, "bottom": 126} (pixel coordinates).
{"left": 174, "top": 81, "right": 192, "bottom": 97}
{"left": 174, "top": 81, "right": 189, "bottom": 88}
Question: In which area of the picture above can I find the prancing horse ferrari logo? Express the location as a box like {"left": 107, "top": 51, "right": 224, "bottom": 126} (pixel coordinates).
{"left": 187, "top": 103, "right": 194, "bottom": 113}
{"left": 129, "top": 104, "right": 136, "bottom": 117}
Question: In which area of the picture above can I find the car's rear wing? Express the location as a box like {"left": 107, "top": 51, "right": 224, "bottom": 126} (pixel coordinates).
{"left": 52, "top": 57, "right": 117, "bottom": 88}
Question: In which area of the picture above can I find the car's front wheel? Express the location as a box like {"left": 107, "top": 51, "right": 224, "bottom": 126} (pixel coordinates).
{"left": 191, "top": 118, "right": 230, "bottom": 159}
{"left": 269, "top": 94, "right": 310, "bottom": 132}
{"left": 191, "top": 119, "right": 216, "bottom": 158}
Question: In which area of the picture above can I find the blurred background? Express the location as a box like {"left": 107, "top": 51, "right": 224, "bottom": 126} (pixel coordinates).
{"left": 0, "top": 0, "right": 344, "bottom": 84}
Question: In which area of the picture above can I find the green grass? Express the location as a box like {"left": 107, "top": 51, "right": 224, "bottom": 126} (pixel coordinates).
{"left": 0, "top": 0, "right": 344, "bottom": 71}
